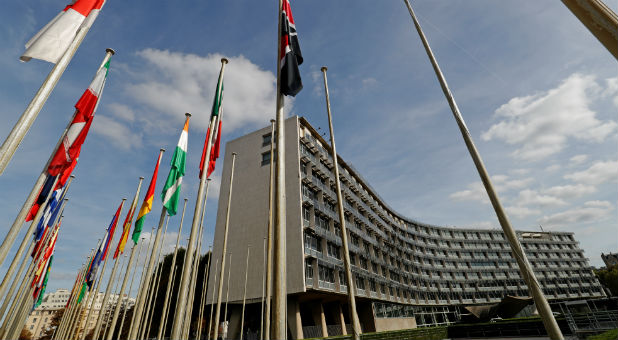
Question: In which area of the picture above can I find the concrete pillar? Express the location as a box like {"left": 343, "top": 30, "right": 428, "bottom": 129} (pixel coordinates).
{"left": 228, "top": 305, "right": 241, "bottom": 340}
{"left": 337, "top": 303, "right": 347, "bottom": 335}
{"left": 319, "top": 303, "right": 328, "bottom": 337}
{"left": 287, "top": 298, "right": 303, "bottom": 340}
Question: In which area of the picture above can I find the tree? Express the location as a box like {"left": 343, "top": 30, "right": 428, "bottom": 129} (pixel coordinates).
{"left": 39, "top": 309, "right": 64, "bottom": 340}
{"left": 594, "top": 265, "right": 618, "bottom": 296}
{"left": 19, "top": 329, "right": 33, "bottom": 340}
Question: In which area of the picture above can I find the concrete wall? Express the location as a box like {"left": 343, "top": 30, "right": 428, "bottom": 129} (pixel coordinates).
{"left": 374, "top": 317, "right": 417, "bottom": 332}
{"left": 207, "top": 116, "right": 304, "bottom": 304}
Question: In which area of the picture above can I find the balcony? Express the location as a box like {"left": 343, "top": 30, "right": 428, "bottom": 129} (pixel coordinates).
{"left": 318, "top": 280, "right": 335, "bottom": 290}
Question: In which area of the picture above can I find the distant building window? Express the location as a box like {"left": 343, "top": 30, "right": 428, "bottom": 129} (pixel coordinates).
{"left": 262, "top": 133, "right": 272, "bottom": 146}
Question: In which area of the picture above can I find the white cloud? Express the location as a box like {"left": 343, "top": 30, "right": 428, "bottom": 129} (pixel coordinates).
{"left": 539, "top": 200, "right": 614, "bottom": 227}
{"left": 449, "top": 182, "right": 488, "bottom": 204}
{"left": 545, "top": 164, "right": 561, "bottom": 172}
{"left": 481, "top": 74, "right": 617, "bottom": 161}
{"left": 515, "top": 189, "right": 567, "bottom": 207}
{"left": 449, "top": 175, "right": 531, "bottom": 204}
{"left": 602, "top": 77, "right": 618, "bottom": 108}
{"left": 564, "top": 159, "right": 618, "bottom": 185}
{"left": 107, "top": 103, "right": 136, "bottom": 122}
{"left": 543, "top": 184, "right": 596, "bottom": 199}
{"left": 506, "top": 206, "right": 541, "bottom": 218}
{"left": 92, "top": 115, "right": 143, "bottom": 150}
{"left": 569, "top": 154, "right": 588, "bottom": 165}
{"left": 126, "top": 49, "right": 281, "bottom": 133}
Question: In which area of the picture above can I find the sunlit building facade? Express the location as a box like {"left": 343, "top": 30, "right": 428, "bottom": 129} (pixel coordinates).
{"left": 208, "top": 116, "right": 605, "bottom": 339}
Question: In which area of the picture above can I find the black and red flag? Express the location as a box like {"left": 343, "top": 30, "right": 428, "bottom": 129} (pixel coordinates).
{"left": 279, "top": 0, "right": 303, "bottom": 96}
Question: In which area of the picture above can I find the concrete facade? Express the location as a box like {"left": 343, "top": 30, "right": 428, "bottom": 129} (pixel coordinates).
{"left": 207, "top": 116, "right": 606, "bottom": 339}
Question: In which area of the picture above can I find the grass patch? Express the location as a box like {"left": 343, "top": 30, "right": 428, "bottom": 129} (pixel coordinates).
{"left": 587, "top": 329, "right": 618, "bottom": 340}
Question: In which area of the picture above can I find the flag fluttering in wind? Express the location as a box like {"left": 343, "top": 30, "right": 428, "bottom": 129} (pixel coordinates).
{"left": 32, "top": 186, "right": 65, "bottom": 256}
{"left": 86, "top": 202, "right": 122, "bottom": 286}
{"left": 279, "top": 0, "right": 303, "bottom": 96}
{"left": 20, "top": 0, "right": 105, "bottom": 63}
{"left": 199, "top": 76, "right": 224, "bottom": 179}
{"left": 26, "top": 175, "right": 56, "bottom": 222}
{"left": 34, "top": 255, "right": 53, "bottom": 307}
{"left": 48, "top": 59, "right": 110, "bottom": 176}
{"left": 114, "top": 195, "right": 139, "bottom": 258}
{"left": 161, "top": 118, "right": 189, "bottom": 216}
{"left": 132, "top": 152, "right": 163, "bottom": 244}
{"left": 101, "top": 202, "right": 123, "bottom": 260}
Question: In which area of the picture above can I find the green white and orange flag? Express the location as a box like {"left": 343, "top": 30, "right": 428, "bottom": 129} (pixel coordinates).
{"left": 161, "top": 117, "right": 189, "bottom": 216}
{"left": 132, "top": 152, "right": 163, "bottom": 244}
{"left": 114, "top": 180, "right": 143, "bottom": 258}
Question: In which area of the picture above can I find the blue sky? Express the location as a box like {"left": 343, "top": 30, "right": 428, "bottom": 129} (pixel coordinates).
{"left": 0, "top": 1, "right": 616, "bottom": 295}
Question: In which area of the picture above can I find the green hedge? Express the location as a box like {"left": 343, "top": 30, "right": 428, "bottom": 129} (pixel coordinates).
{"left": 304, "top": 326, "right": 447, "bottom": 340}
{"left": 587, "top": 329, "right": 618, "bottom": 340}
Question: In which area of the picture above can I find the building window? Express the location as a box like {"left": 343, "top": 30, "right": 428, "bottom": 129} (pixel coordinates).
{"left": 327, "top": 242, "right": 340, "bottom": 259}
{"left": 356, "top": 275, "right": 365, "bottom": 290}
{"left": 262, "top": 133, "right": 272, "bottom": 146}
{"left": 304, "top": 232, "right": 321, "bottom": 252}
{"left": 305, "top": 259, "right": 313, "bottom": 279}
{"left": 261, "top": 152, "right": 270, "bottom": 166}
{"left": 302, "top": 184, "right": 317, "bottom": 201}
{"left": 318, "top": 265, "right": 335, "bottom": 283}
{"left": 303, "top": 206, "right": 311, "bottom": 225}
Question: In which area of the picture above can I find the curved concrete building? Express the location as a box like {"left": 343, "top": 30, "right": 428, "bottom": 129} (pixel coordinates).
{"left": 207, "top": 116, "right": 605, "bottom": 339}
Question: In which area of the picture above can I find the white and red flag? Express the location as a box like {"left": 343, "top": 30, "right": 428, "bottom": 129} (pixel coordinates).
{"left": 47, "top": 58, "right": 110, "bottom": 176}
{"left": 21, "top": 0, "right": 105, "bottom": 63}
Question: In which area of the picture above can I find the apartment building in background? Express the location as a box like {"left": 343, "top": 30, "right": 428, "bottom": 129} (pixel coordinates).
{"left": 23, "top": 289, "right": 134, "bottom": 339}
{"left": 207, "top": 116, "right": 605, "bottom": 339}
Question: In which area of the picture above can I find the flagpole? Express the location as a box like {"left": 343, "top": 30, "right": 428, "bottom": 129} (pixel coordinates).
{"left": 103, "top": 253, "right": 127, "bottom": 340}
{"left": 0, "top": 175, "right": 74, "bottom": 336}
{"left": 54, "top": 263, "right": 84, "bottom": 340}
{"left": 129, "top": 140, "right": 177, "bottom": 340}
{"left": 170, "top": 58, "right": 228, "bottom": 340}
{"left": 213, "top": 152, "right": 237, "bottom": 340}
{"left": 156, "top": 198, "right": 188, "bottom": 340}
{"left": 260, "top": 237, "right": 267, "bottom": 340}
{"left": 5, "top": 201, "right": 67, "bottom": 339}
{"left": 92, "top": 197, "right": 128, "bottom": 340}
{"left": 81, "top": 200, "right": 126, "bottom": 340}
{"left": 117, "top": 237, "right": 146, "bottom": 340}
{"left": 222, "top": 253, "right": 233, "bottom": 340}
{"left": 65, "top": 247, "right": 97, "bottom": 340}
{"left": 128, "top": 230, "right": 153, "bottom": 339}
{"left": 0, "top": 2, "right": 109, "bottom": 175}
{"left": 240, "top": 246, "right": 250, "bottom": 340}
{"left": 207, "top": 259, "right": 219, "bottom": 340}
{"left": 141, "top": 215, "right": 171, "bottom": 340}
{"left": 274, "top": 1, "right": 288, "bottom": 338}
{"left": 264, "top": 119, "right": 275, "bottom": 340}
{"left": 55, "top": 256, "right": 89, "bottom": 340}
{"left": 0, "top": 48, "right": 114, "bottom": 276}
{"left": 182, "top": 179, "right": 210, "bottom": 339}
{"left": 196, "top": 245, "right": 212, "bottom": 340}
{"left": 402, "top": 1, "right": 563, "bottom": 339}
{"left": 160, "top": 263, "right": 177, "bottom": 340}
{"left": 105, "top": 176, "right": 145, "bottom": 339}
{"left": 321, "top": 67, "right": 362, "bottom": 339}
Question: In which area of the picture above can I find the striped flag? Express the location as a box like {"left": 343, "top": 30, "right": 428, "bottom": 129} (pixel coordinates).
{"left": 161, "top": 118, "right": 189, "bottom": 216}
{"left": 199, "top": 75, "right": 224, "bottom": 179}
{"left": 114, "top": 184, "right": 141, "bottom": 258}
{"left": 86, "top": 202, "right": 122, "bottom": 285}
{"left": 279, "top": 0, "right": 303, "bottom": 96}
{"left": 47, "top": 58, "right": 111, "bottom": 176}
{"left": 34, "top": 256, "right": 53, "bottom": 307}
{"left": 132, "top": 153, "right": 163, "bottom": 244}
{"left": 21, "top": 0, "right": 105, "bottom": 63}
